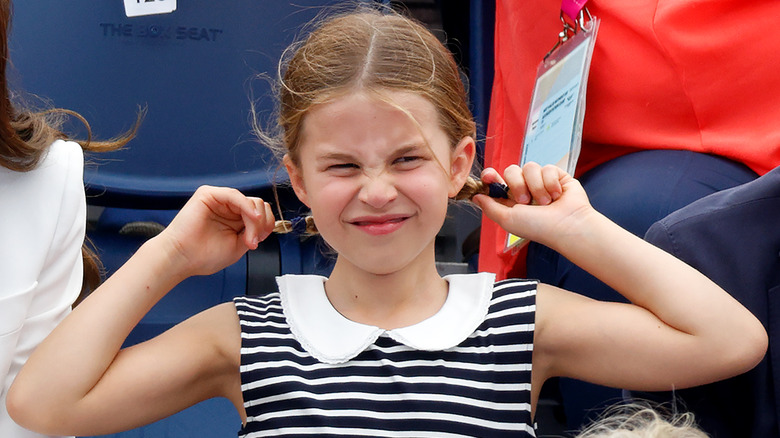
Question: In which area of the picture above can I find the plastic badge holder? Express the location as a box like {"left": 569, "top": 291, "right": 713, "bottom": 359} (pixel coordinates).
{"left": 505, "top": 12, "right": 599, "bottom": 251}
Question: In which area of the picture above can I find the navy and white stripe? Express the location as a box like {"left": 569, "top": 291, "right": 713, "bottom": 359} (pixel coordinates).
{"left": 234, "top": 278, "right": 537, "bottom": 437}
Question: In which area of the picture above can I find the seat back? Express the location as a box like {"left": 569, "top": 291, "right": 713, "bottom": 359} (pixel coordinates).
{"left": 9, "top": 0, "right": 343, "bottom": 207}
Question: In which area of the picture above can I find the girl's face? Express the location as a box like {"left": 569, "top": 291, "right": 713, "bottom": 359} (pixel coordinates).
{"left": 285, "top": 91, "right": 474, "bottom": 276}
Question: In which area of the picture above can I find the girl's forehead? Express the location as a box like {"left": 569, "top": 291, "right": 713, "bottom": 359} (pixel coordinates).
{"left": 297, "top": 90, "right": 450, "bottom": 159}
{"left": 302, "top": 91, "right": 440, "bottom": 137}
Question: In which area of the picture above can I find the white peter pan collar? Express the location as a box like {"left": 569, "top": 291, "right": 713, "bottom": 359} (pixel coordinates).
{"left": 277, "top": 272, "right": 496, "bottom": 364}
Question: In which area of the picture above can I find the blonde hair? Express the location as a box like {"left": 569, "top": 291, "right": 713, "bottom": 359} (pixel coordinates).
{"left": 575, "top": 403, "right": 709, "bottom": 438}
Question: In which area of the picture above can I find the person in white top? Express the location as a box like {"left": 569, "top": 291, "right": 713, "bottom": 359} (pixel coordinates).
{"left": 0, "top": 139, "right": 85, "bottom": 438}
{"left": 0, "top": 1, "right": 138, "bottom": 435}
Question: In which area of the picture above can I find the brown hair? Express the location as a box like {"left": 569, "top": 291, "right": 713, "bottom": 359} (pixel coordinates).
{"left": 0, "top": 0, "right": 141, "bottom": 299}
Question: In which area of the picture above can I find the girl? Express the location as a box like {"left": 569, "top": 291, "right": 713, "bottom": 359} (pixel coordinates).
{"left": 7, "top": 7, "right": 766, "bottom": 437}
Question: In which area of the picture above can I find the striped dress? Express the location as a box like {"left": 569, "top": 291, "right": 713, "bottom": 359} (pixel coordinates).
{"left": 233, "top": 273, "right": 537, "bottom": 437}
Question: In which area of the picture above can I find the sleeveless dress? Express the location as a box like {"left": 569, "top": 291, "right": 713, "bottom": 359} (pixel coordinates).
{"left": 233, "top": 272, "right": 537, "bottom": 437}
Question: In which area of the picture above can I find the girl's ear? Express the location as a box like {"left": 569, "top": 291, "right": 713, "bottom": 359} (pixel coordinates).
{"left": 448, "top": 136, "right": 477, "bottom": 198}
{"left": 283, "top": 154, "right": 310, "bottom": 207}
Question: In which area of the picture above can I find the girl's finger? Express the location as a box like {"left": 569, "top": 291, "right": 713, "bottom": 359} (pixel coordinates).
{"left": 520, "top": 162, "right": 552, "bottom": 205}
{"left": 500, "top": 164, "right": 530, "bottom": 204}
{"left": 200, "top": 187, "right": 262, "bottom": 249}
{"left": 541, "top": 165, "right": 564, "bottom": 201}
{"left": 479, "top": 167, "right": 504, "bottom": 185}
{"left": 198, "top": 186, "right": 252, "bottom": 221}
{"left": 472, "top": 192, "right": 504, "bottom": 224}
{"left": 241, "top": 198, "right": 261, "bottom": 249}
{"left": 241, "top": 198, "right": 273, "bottom": 249}
{"left": 262, "top": 201, "right": 275, "bottom": 239}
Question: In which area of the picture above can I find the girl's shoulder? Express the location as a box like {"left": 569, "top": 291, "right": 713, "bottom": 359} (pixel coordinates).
{"left": 489, "top": 277, "right": 538, "bottom": 308}
{"left": 483, "top": 277, "right": 538, "bottom": 327}
{"left": 493, "top": 277, "right": 538, "bottom": 292}
{"left": 233, "top": 290, "right": 284, "bottom": 322}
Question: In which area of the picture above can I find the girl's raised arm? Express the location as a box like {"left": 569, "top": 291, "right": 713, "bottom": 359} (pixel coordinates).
{"left": 475, "top": 163, "right": 767, "bottom": 393}
{"left": 7, "top": 186, "right": 274, "bottom": 435}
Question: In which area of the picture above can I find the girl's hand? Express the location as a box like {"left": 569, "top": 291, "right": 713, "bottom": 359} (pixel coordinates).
{"left": 158, "top": 185, "right": 275, "bottom": 277}
{"left": 473, "top": 162, "right": 594, "bottom": 247}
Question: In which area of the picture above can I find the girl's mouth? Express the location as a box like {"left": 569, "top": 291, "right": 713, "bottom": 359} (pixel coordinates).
{"left": 350, "top": 215, "right": 409, "bottom": 236}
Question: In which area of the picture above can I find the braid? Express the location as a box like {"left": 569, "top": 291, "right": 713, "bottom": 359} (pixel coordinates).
{"left": 273, "top": 215, "right": 318, "bottom": 235}
{"left": 455, "top": 176, "right": 486, "bottom": 201}
{"left": 455, "top": 176, "right": 509, "bottom": 201}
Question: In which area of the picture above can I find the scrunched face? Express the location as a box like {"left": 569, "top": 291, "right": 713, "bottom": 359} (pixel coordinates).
{"left": 284, "top": 90, "right": 474, "bottom": 276}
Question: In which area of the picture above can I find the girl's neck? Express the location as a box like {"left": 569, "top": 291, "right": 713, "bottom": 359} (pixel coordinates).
{"left": 324, "top": 253, "right": 448, "bottom": 330}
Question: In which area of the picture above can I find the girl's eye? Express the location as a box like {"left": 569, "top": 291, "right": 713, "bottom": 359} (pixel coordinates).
{"left": 394, "top": 156, "right": 422, "bottom": 167}
{"left": 326, "top": 163, "right": 359, "bottom": 174}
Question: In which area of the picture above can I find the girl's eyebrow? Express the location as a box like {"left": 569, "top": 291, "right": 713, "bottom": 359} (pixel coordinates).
{"left": 318, "top": 151, "right": 356, "bottom": 162}
{"left": 393, "top": 144, "right": 426, "bottom": 155}
{"left": 384, "top": 143, "right": 430, "bottom": 160}
{"left": 317, "top": 143, "right": 428, "bottom": 162}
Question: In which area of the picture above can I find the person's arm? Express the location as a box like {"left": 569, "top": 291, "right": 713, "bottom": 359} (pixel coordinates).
{"left": 474, "top": 163, "right": 767, "bottom": 392}
{"left": 7, "top": 186, "right": 275, "bottom": 435}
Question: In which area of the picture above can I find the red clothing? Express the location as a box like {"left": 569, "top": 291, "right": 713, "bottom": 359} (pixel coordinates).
{"left": 480, "top": 0, "right": 780, "bottom": 279}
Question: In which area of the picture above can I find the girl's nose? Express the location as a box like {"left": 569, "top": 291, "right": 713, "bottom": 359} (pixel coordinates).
{"left": 358, "top": 174, "right": 398, "bottom": 208}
